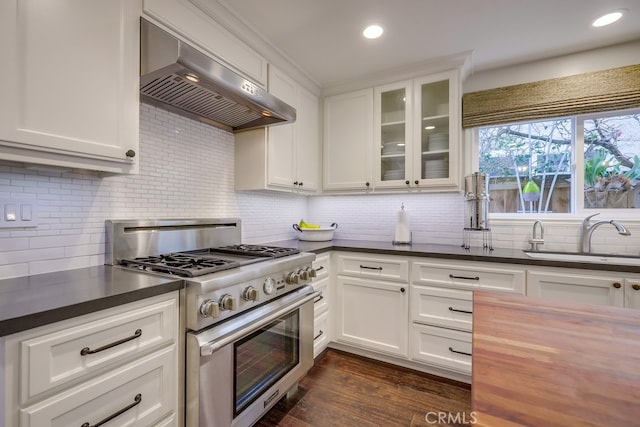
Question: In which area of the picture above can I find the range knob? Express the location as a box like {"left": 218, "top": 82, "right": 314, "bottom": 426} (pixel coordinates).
{"left": 243, "top": 286, "right": 259, "bottom": 302}
{"left": 306, "top": 267, "right": 317, "bottom": 278}
{"left": 285, "top": 271, "right": 299, "bottom": 285}
{"left": 219, "top": 294, "right": 237, "bottom": 311}
{"left": 263, "top": 277, "right": 276, "bottom": 295}
{"left": 200, "top": 299, "right": 220, "bottom": 318}
{"left": 299, "top": 269, "right": 310, "bottom": 281}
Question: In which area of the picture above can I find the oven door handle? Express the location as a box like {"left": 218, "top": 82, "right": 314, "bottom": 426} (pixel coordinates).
{"left": 199, "top": 289, "right": 321, "bottom": 356}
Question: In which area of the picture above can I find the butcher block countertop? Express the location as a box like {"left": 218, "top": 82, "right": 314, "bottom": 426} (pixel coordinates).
{"left": 472, "top": 290, "right": 640, "bottom": 427}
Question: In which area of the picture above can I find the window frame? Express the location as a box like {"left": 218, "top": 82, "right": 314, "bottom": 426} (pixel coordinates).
{"left": 470, "top": 107, "right": 640, "bottom": 221}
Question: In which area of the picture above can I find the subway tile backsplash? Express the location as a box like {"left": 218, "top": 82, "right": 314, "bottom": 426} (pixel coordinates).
{"left": 0, "top": 104, "right": 638, "bottom": 279}
{"left": 0, "top": 104, "right": 306, "bottom": 278}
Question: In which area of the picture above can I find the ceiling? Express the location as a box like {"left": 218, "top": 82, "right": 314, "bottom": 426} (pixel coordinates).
{"left": 218, "top": 0, "right": 640, "bottom": 88}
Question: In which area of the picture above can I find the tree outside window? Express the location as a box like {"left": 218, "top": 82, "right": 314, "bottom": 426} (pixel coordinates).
{"left": 478, "top": 110, "right": 640, "bottom": 213}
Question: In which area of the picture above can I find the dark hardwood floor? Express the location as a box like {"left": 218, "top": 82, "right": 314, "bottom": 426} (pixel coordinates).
{"left": 255, "top": 349, "right": 472, "bottom": 427}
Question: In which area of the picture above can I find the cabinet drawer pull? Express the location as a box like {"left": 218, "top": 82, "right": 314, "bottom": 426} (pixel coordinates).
{"left": 81, "top": 393, "right": 142, "bottom": 427}
{"left": 80, "top": 329, "right": 142, "bottom": 356}
{"left": 315, "top": 266, "right": 325, "bottom": 272}
{"left": 314, "top": 295, "right": 324, "bottom": 304}
{"left": 612, "top": 282, "right": 622, "bottom": 289}
{"left": 632, "top": 284, "right": 640, "bottom": 291}
{"left": 314, "top": 330, "right": 324, "bottom": 340}
{"left": 360, "top": 265, "right": 383, "bottom": 271}
{"left": 448, "top": 347, "right": 472, "bottom": 357}
{"left": 449, "top": 307, "right": 473, "bottom": 315}
{"left": 449, "top": 274, "right": 480, "bottom": 281}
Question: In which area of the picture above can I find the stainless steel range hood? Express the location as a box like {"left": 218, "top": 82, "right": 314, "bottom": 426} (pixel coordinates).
{"left": 140, "top": 19, "right": 295, "bottom": 133}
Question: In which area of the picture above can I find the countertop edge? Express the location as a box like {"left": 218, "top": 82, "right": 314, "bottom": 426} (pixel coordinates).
{"left": 269, "top": 239, "right": 640, "bottom": 274}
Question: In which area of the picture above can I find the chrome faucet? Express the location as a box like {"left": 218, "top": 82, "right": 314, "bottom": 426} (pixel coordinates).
{"left": 528, "top": 220, "right": 544, "bottom": 251}
{"left": 580, "top": 213, "right": 631, "bottom": 253}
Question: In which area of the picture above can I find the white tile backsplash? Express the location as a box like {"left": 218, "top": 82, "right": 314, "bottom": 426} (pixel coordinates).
{"left": 0, "top": 104, "right": 638, "bottom": 279}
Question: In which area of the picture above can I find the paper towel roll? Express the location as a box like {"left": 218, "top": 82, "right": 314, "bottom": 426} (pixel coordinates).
{"left": 394, "top": 203, "right": 411, "bottom": 244}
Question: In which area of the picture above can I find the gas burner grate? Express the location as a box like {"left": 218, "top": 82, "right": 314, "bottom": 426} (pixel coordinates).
{"left": 121, "top": 254, "right": 240, "bottom": 277}
{"left": 214, "top": 244, "right": 300, "bottom": 258}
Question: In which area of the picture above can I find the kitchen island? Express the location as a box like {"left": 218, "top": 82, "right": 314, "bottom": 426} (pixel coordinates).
{"left": 472, "top": 290, "right": 640, "bottom": 426}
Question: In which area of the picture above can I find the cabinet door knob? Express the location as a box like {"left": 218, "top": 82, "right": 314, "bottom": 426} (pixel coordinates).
{"left": 400, "top": 287, "right": 405, "bottom": 293}
{"left": 125, "top": 149, "right": 136, "bottom": 158}
{"left": 632, "top": 284, "right": 640, "bottom": 291}
{"left": 405, "top": 180, "right": 410, "bottom": 185}
{"left": 365, "top": 182, "right": 370, "bottom": 187}
{"left": 414, "top": 180, "right": 419, "bottom": 185}
{"left": 293, "top": 181, "right": 298, "bottom": 185}
{"left": 612, "top": 282, "right": 622, "bottom": 289}
{"left": 299, "top": 182, "right": 303, "bottom": 187}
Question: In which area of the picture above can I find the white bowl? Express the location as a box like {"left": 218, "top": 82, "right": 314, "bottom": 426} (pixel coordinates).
{"left": 293, "top": 223, "right": 338, "bottom": 241}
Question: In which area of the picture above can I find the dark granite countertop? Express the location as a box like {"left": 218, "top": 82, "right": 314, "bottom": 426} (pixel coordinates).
{"left": 264, "top": 239, "right": 640, "bottom": 274}
{"left": 2, "top": 239, "right": 637, "bottom": 338}
{"left": 0, "top": 266, "right": 183, "bottom": 337}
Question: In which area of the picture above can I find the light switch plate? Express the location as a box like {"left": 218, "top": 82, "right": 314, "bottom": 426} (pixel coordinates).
{"left": 0, "top": 198, "right": 38, "bottom": 228}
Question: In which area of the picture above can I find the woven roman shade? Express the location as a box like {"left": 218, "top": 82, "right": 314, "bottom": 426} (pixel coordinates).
{"left": 462, "top": 64, "right": 640, "bottom": 128}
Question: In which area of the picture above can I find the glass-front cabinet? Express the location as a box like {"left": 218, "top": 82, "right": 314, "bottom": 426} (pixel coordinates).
{"left": 373, "top": 69, "right": 460, "bottom": 190}
{"left": 374, "top": 81, "right": 413, "bottom": 187}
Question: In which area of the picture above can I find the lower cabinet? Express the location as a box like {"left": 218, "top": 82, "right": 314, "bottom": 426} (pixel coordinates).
{"left": 335, "top": 275, "right": 408, "bottom": 358}
{"left": 409, "top": 259, "right": 526, "bottom": 376}
{"left": 312, "top": 254, "right": 331, "bottom": 357}
{"left": 527, "top": 269, "right": 625, "bottom": 307}
{"left": 3, "top": 292, "right": 179, "bottom": 427}
{"left": 410, "top": 324, "right": 472, "bottom": 374}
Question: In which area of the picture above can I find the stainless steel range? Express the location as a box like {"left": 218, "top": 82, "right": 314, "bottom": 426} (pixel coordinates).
{"left": 106, "top": 219, "right": 319, "bottom": 427}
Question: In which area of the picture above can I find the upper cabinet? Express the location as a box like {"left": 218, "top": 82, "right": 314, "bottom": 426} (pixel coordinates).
{"left": 323, "top": 89, "right": 374, "bottom": 191}
{"left": 324, "top": 68, "right": 462, "bottom": 192}
{"left": 0, "top": 0, "right": 141, "bottom": 174}
{"left": 235, "top": 66, "right": 320, "bottom": 194}
{"left": 142, "top": 0, "right": 267, "bottom": 86}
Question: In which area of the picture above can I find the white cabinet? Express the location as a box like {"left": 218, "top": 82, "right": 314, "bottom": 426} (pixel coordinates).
{"left": 324, "top": 68, "right": 462, "bottom": 193}
{"left": 335, "top": 253, "right": 408, "bottom": 357}
{"left": 142, "top": 0, "right": 267, "bottom": 85}
{"left": 625, "top": 279, "right": 640, "bottom": 309}
{"left": 0, "top": 0, "right": 140, "bottom": 174}
{"left": 323, "top": 89, "right": 374, "bottom": 191}
{"left": 312, "top": 254, "right": 332, "bottom": 357}
{"left": 374, "top": 70, "right": 461, "bottom": 190}
{"left": 527, "top": 269, "right": 627, "bottom": 307}
{"left": 410, "top": 259, "right": 525, "bottom": 375}
{"left": 235, "top": 67, "right": 320, "bottom": 193}
{"left": 4, "top": 292, "right": 179, "bottom": 427}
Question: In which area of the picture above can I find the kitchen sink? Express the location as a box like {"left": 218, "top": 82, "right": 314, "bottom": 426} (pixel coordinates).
{"left": 523, "top": 250, "right": 640, "bottom": 266}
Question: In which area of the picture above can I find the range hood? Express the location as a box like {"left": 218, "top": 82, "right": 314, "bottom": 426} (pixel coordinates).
{"left": 140, "top": 19, "right": 295, "bottom": 133}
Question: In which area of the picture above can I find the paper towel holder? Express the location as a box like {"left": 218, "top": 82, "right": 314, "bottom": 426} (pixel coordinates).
{"left": 393, "top": 203, "right": 412, "bottom": 245}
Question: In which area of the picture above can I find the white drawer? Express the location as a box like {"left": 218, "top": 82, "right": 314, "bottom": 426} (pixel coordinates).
{"left": 313, "top": 310, "right": 330, "bottom": 358}
{"left": 411, "top": 324, "right": 472, "bottom": 374}
{"left": 312, "top": 277, "right": 330, "bottom": 315}
{"left": 412, "top": 261, "right": 525, "bottom": 293}
{"left": 20, "top": 345, "right": 177, "bottom": 427}
{"left": 312, "top": 253, "right": 330, "bottom": 280}
{"left": 336, "top": 253, "right": 409, "bottom": 282}
{"left": 411, "top": 284, "right": 473, "bottom": 331}
{"left": 17, "top": 294, "right": 178, "bottom": 402}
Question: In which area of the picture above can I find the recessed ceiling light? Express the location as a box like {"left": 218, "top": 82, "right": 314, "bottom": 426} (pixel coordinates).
{"left": 592, "top": 10, "right": 625, "bottom": 27}
{"left": 363, "top": 24, "right": 384, "bottom": 39}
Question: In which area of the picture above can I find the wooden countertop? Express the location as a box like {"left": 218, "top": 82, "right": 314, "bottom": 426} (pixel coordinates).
{"left": 472, "top": 290, "right": 640, "bottom": 427}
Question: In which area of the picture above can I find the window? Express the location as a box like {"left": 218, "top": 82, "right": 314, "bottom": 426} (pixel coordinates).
{"left": 478, "top": 109, "right": 640, "bottom": 214}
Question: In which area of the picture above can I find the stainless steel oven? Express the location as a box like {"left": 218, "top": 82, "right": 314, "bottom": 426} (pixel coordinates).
{"left": 106, "top": 219, "right": 320, "bottom": 427}
{"left": 186, "top": 285, "right": 317, "bottom": 426}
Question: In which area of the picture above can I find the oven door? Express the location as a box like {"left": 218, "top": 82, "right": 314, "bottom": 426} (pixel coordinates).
{"left": 186, "top": 285, "right": 320, "bottom": 427}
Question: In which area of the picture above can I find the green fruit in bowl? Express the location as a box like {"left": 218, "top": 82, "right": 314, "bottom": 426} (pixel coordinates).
{"left": 299, "top": 219, "right": 320, "bottom": 229}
